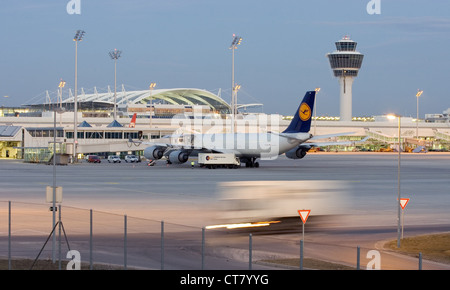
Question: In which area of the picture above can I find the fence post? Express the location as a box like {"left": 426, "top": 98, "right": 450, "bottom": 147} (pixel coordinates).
{"left": 201, "top": 227, "right": 205, "bottom": 270}
{"left": 89, "top": 209, "right": 93, "bottom": 270}
{"left": 161, "top": 220, "right": 164, "bottom": 270}
{"left": 249, "top": 233, "right": 252, "bottom": 270}
{"left": 8, "top": 201, "right": 11, "bottom": 270}
{"left": 124, "top": 215, "right": 127, "bottom": 270}
{"left": 356, "top": 246, "right": 360, "bottom": 270}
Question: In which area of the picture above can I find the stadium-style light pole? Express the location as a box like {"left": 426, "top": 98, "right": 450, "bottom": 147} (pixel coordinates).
{"left": 109, "top": 49, "right": 122, "bottom": 121}
{"left": 230, "top": 34, "right": 242, "bottom": 133}
{"left": 387, "top": 113, "right": 402, "bottom": 248}
{"left": 73, "top": 30, "right": 85, "bottom": 163}
{"left": 58, "top": 80, "right": 66, "bottom": 126}
{"left": 416, "top": 90, "right": 423, "bottom": 139}
{"left": 149, "top": 82, "right": 156, "bottom": 128}
{"left": 233, "top": 84, "right": 241, "bottom": 133}
{"left": 58, "top": 80, "right": 66, "bottom": 109}
{"left": 314, "top": 88, "right": 320, "bottom": 135}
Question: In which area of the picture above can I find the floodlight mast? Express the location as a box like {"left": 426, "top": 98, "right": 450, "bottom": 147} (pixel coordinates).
{"left": 109, "top": 49, "right": 122, "bottom": 121}
{"left": 58, "top": 79, "right": 66, "bottom": 110}
{"left": 149, "top": 82, "right": 156, "bottom": 127}
{"left": 416, "top": 90, "right": 423, "bottom": 139}
{"left": 73, "top": 30, "right": 85, "bottom": 163}
{"left": 58, "top": 80, "right": 66, "bottom": 126}
{"left": 230, "top": 34, "right": 242, "bottom": 133}
{"left": 314, "top": 88, "right": 321, "bottom": 135}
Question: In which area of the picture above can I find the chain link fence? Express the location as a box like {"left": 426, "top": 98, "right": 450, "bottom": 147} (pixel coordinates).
{"left": 0, "top": 201, "right": 437, "bottom": 270}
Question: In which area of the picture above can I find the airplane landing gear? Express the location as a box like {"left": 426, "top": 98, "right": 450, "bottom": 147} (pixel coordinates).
{"left": 245, "top": 158, "right": 259, "bottom": 168}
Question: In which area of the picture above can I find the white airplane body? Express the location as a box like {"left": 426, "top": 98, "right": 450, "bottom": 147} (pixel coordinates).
{"left": 187, "top": 132, "right": 311, "bottom": 157}
{"left": 142, "top": 91, "right": 363, "bottom": 167}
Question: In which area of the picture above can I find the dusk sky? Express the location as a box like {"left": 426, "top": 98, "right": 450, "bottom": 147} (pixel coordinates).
{"left": 1, "top": 0, "right": 449, "bottom": 117}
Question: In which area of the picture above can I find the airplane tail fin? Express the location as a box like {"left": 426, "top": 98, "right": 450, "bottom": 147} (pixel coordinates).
{"left": 129, "top": 113, "right": 137, "bottom": 128}
{"left": 282, "top": 91, "right": 315, "bottom": 133}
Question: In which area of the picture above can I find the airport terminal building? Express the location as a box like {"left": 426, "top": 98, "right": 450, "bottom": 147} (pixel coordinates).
{"left": 1, "top": 87, "right": 449, "bottom": 161}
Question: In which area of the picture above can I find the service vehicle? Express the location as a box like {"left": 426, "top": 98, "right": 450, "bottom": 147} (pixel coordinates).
{"left": 211, "top": 180, "right": 350, "bottom": 231}
{"left": 125, "top": 155, "right": 139, "bottom": 162}
{"left": 198, "top": 153, "right": 240, "bottom": 169}
{"left": 107, "top": 155, "right": 121, "bottom": 163}
{"left": 87, "top": 155, "right": 101, "bottom": 163}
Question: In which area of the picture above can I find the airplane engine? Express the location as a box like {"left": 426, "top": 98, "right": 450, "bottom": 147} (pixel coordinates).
{"left": 285, "top": 146, "right": 309, "bottom": 159}
{"left": 168, "top": 150, "right": 189, "bottom": 164}
{"left": 144, "top": 146, "right": 164, "bottom": 160}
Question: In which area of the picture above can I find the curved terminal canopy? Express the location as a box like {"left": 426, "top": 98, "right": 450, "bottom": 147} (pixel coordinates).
{"left": 62, "top": 88, "right": 231, "bottom": 114}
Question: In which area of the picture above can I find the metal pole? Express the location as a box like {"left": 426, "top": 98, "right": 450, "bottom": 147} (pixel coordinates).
{"left": 59, "top": 86, "right": 63, "bottom": 127}
{"left": 416, "top": 95, "right": 419, "bottom": 139}
{"left": 249, "top": 233, "right": 252, "bottom": 270}
{"left": 149, "top": 90, "right": 152, "bottom": 128}
{"left": 401, "top": 209, "right": 404, "bottom": 239}
{"left": 231, "top": 47, "right": 235, "bottom": 134}
{"left": 299, "top": 239, "right": 303, "bottom": 270}
{"left": 149, "top": 95, "right": 152, "bottom": 128}
{"left": 114, "top": 58, "right": 117, "bottom": 121}
{"left": 302, "top": 222, "right": 305, "bottom": 244}
{"left": 356, "top": 246, "right": 360, "bottom": 270}
{"left": 314, "top": 88, "right": 320, "bottom": 135}
{"left": 149, "top": 84, "right": 155, "bottom": 128}
{"left": 58, "top": 204, "right": 62, "bottom": 270}
{"left": 52, "top": 110, "right": 57, "bottom": 262}
{"left": 74, "top": 40, "right": 78, "bottom": 163}
{"left": 397, "top": 116, "right": 402, "bottom": 248}
{"left": 124, "top": 214, "right": 127, "bottom": 270}
{"left": 201, "top": 227, "right": 205, "bottom": 270}
{"left": 8, "top": 201, "right": 11, "bottom": 270}
{"left": 314, "top": 97, "right": 317, "bottom": 135}
{"left": 90, "top": 209, "right": 93, "bottom": 270}
{"left": 161, "top": 220, "right": 164, "bottom": 270}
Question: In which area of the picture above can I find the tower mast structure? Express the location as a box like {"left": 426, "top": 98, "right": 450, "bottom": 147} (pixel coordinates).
{"left": 327, "top": 36, "right": 364, "bottom": 122}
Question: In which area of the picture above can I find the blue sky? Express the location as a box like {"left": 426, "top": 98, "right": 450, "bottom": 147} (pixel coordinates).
{"left": 1, "top": 0, "right": 449, "bottom": 117}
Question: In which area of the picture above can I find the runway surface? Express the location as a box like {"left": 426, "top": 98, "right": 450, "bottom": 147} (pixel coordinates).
{"left": 2, "top": 152, "right": 449, "bottom": 226}
{"left": 1, "top": 152, "right": 449, "bottom": 270}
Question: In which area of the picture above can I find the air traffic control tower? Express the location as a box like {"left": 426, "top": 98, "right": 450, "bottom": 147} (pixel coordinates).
{"left": 327, "top": 36, "right": 364, "bottom": 122}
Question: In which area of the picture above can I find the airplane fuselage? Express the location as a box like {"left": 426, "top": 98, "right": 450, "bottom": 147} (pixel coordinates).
{"left": 190, "top": 132, "right": 312, "bottom": 158}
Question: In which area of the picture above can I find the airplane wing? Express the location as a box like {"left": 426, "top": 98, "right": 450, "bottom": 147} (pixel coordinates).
{"left": 309, "top": 132, "right": 356, "bottom": 140}
{"left": 306, "top": 136, "right": 369, "bottom": 147}
{"left": 270, "top": 131, "right": 355, "bottom": 141}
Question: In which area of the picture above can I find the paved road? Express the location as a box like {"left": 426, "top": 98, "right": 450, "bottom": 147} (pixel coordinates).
{"left": 1, "top": 152, "right": 449, "bottom": 269}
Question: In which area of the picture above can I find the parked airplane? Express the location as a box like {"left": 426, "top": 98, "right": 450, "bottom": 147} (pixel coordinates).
{"left": 141, "top": 90, "right": 361, "bottom": 167}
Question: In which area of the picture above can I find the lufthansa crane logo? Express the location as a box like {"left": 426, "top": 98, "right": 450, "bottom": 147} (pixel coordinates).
{"left": 299, "top": 102, "right": 311, "bottom": 121}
